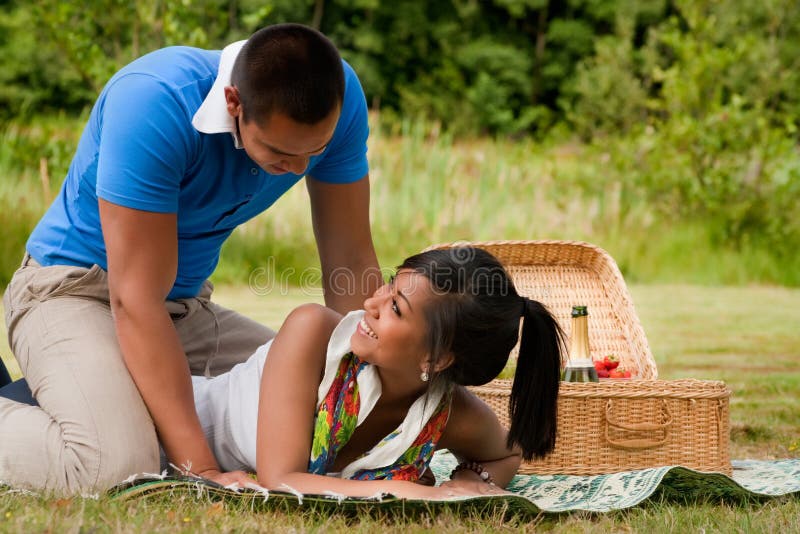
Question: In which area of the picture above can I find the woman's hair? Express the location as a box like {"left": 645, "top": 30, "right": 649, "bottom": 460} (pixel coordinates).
{"left": 398, "top": 247, "right": 564, "bottom": 460}
{"left": 231, "top": 24, "right": 345, "bottom": 126}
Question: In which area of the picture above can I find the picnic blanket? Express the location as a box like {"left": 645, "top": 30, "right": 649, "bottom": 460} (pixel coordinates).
{"left": 109, "top": 451, "right": 800, "bottom": 516}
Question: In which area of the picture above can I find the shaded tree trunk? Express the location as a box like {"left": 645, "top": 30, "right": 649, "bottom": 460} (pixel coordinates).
{"left": 532, "top": 5, "right": 548, "bottom": 104}
{"left": 311, "top": 0, "right": 325, "bottom": 30}
{"left": 228, "top": 0, "right": 238, "bottom": 34}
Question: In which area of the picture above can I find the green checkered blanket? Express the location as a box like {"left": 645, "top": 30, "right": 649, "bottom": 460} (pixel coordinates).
{"left": 109, "top": 452, "right": 800, "bottom": 515}
{"left": 432, "top": 453, "right": 800, "bottom": 512}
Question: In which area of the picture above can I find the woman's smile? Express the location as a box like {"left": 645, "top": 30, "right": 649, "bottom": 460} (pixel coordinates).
{"left": 357, "top": 317, "right": 378, "bottom": 339}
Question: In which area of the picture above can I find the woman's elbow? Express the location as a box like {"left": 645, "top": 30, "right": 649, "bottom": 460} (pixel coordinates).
{"left": 509, "top": 451, "right": 523, "bottom": 472}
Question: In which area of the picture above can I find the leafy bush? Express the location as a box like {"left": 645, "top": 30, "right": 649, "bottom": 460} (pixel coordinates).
{"left": 2, "top": 0, "right": 799, "bottom": 287}
{"left": 564, "top": 33, "right": 648, "bottom": 139}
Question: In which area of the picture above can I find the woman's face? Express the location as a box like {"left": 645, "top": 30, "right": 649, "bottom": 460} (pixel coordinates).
{"left": 350, "top": 270, "right": 434, "bottom": 380}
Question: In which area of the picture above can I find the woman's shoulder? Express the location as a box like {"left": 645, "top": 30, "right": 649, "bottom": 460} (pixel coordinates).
{"left": 438, "top": 385, "right": 504, "bottom": 449}
{"left": 273, "top": 304, "right": 343, "bottom": 361}
{"left": 283, "top": 303, "right": 343, "bottom": 332}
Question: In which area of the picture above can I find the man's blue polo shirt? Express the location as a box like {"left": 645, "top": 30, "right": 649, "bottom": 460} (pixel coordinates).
{"left": 26, "top": 45, "right": 369, "bottom": 299}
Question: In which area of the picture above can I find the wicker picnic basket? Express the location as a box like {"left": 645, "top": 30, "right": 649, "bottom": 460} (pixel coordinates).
{"left": 425, "top": 240, "right": 732, "bottom": 475}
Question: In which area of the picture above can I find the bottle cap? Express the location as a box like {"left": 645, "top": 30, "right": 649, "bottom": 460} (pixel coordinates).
{"left": 571, "top": 305, "right": 588, "bottom": 317}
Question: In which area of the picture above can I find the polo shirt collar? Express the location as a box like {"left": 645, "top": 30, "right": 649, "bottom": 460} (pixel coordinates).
{"left": 192, "top": 39, "right": 247, "bottom": 149}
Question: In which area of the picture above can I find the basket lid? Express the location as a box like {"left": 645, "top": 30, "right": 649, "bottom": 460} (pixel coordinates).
{"left": 424, "top": 240, "right": 657, "bottom": 379}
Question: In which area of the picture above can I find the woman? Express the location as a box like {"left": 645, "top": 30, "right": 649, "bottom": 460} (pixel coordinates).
{"left": 1, "top": 247, "right": 563, "bottom": 498}
{"left": 190, "top": 247, "right": 563, "bottom": 499}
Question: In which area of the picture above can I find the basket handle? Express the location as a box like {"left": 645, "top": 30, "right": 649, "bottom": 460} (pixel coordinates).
{"left": 603, "top": 399, "right": 673, "bottom": 450}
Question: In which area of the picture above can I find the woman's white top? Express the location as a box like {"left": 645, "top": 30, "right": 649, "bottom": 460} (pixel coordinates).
{"left": 192, "top": 310, "right": 447, "bottom": 477}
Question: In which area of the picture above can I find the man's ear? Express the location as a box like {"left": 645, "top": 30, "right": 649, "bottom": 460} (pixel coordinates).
{"left": 224, "top": 86, "right": 241, "bottom": 118}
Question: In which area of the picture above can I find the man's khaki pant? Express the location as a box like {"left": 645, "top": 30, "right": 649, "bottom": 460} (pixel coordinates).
{"left": 0, "top": 255, "right": 274, "bottom": 494}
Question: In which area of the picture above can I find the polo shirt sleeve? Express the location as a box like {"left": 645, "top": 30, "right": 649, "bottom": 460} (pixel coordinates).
{"left": 307, "top": 62, "right": 370, "bottom": 184}
{"left": 95, "top": 73, "right": 193, "bottom": 213}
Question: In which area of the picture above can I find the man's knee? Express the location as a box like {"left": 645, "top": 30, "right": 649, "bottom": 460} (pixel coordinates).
{"left": 49, "top": 418, "right": 160, "bottom": 493}
{"left": 94, "top": 422, "right": 161, "bottom": 490}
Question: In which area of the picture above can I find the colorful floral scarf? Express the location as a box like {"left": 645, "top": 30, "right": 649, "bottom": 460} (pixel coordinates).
{"left": 307, "top": 352, "right": 451, "bottom": 481}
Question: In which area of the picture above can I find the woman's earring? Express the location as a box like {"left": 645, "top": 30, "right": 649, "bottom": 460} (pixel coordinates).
{"left": 420, "top": 370, "right": 429, "bottom": 382}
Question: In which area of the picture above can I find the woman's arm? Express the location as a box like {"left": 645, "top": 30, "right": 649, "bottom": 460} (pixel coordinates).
{"left": 437, "top": 386, "right": 522, "bottom": 489}
{"left": 253, "top": 305, "right": 502, "bottom": 499}
{"left": 255, "top": 303, "right": 338, "bottom": 488}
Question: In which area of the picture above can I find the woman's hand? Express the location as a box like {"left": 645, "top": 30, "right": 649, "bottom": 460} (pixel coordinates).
{"left": 196, "top": 469, "right": 253, "bottom": 489}
{"left": 427, "top": 479, "right": 512, "bottom": 499}
{"left": 390, "top": 480, "right": 512, "bottom": 500}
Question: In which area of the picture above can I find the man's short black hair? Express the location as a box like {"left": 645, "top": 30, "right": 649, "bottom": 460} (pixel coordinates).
{"left": 231, "top": 24, "right": 345, "bottom": 126}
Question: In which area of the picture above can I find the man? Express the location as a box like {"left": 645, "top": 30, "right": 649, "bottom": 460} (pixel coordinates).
{"left": 0, "top": 24, "right": 380, "bottom": 493}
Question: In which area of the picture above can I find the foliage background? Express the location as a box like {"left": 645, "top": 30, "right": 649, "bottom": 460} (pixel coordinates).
{"left": 0, "top": 0, "right": 798, "bottom": 287}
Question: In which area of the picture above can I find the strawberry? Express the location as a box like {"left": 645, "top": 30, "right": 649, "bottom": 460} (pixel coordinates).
{"left": 593, "top": 360, "right": 606, "bottom": 372}
{"left": 603, "top": 354, "right": 620, "bottom": 370}
{"left": 597, "top": 368, "right": 610, "bottom": 378}
{"left": 623, "top": 369, "right": 632, "bottom": 379}
{"left": 609, "top": 369, "right": 626, "bottom": 379}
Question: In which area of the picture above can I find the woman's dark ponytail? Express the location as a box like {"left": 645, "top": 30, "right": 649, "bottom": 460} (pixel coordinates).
{"left": 399, "top": 247, "right": 564, "bottom": 460}
{"left": 507, "top": 298, "right": 564, "bottom": 460}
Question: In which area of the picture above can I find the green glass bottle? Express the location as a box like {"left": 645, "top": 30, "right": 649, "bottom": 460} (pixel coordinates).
{"left": 562, "top": 305, "right": 599, "bottom": 382}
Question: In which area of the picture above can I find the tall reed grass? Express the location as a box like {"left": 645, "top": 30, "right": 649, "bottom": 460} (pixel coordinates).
{"left": 1, "top": 114, "right": 798, "bottom": 288}
{"left": 220, "top": 116, "right": 800, "bottom": 286}
{"left": 0, "top": 117, "right": 79, "bottom": 286}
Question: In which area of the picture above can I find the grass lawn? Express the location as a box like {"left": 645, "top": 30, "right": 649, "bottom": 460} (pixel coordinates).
{"left": 1, "top": 284, "right": 798, "bottom": 532}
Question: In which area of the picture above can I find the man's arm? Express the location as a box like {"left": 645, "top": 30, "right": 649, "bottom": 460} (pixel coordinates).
{"left": 99, "top": 199, "right": 249, "bottom": 486}
{"left": 306, "top": 173, "right": 381, "bottom": 313}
